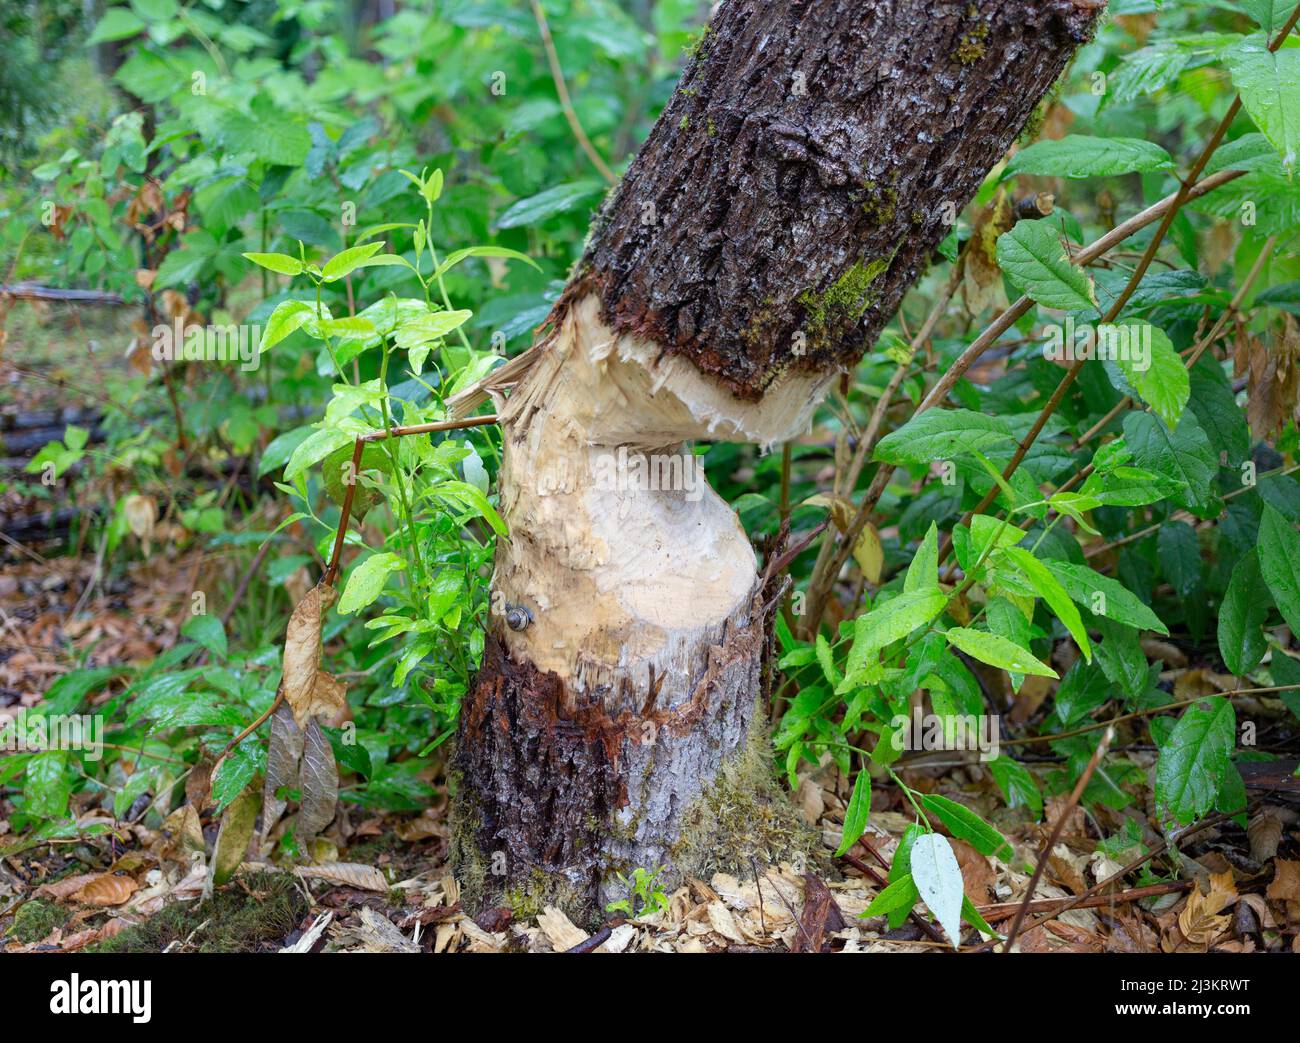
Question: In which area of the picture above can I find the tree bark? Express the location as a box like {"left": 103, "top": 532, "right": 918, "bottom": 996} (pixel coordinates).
{"left": 452, "top": 0, "right": 1103, "bottom": 925}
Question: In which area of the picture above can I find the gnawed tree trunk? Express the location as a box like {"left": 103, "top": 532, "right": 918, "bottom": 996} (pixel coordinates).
{"left": 453, "top": 0, "right": 1103, "bottom": 923}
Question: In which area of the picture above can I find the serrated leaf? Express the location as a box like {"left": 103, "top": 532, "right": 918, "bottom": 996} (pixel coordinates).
{"left": 1123, "top": 411, "right": 1218, "bottom": 516}
{"left": 1003, "top": 135, "right": 1174, "bottom": 180}
{"left": 1259, "top": 503, "right": 1300, "bottom": 634}
{"left": 847, "top": 590, "right": 947, "bottom": 677}
{"left": 995, "top": 220, "right": 1096, "bottom": 311}
{"left": 321, "top": 241, "right": 386, "bottom": 282}
{"left": 180, "top": 614, "right": 226, "bottom": 660}
{"left": 1218, "top": 550, "right": 1269, "bottom": 677}
{"left": 874, "top": 409, "right": 1015, "bottom": 465}
{"left": 861, "top": 873, "right": 920, "bottom": 918}
{"left": 261, "top": 300, "right": 318, "bottom": 351}
{"left": 1226, "top": 35, "right": 1300, "bottom": 174}
{"left": 1155, "top": 697, "right": 1236, "bottom": 825}
{"left": 496, "top": 180, "right": 604, "bottom": 228}
{"left": 1108, "top": 322, "right": 1189, "bottom": 430}
{"left": 988, "top": 758, "right": 1043, "bottom": 819}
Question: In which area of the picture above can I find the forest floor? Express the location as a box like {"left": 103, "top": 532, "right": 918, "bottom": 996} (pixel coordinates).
{"left": 2, "top": 306, "right": 1298, "bottom": 954}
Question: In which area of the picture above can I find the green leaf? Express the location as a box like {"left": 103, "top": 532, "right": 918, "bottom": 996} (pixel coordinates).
{"left": 848, "top": 590, "right": 948, "bottom": 674}
{"left": 436, "top": 480, "right": 507, "bottom": 536}
{"left": 1157, "top": 520, "right": 1201, "bottom": 597}
{"left": 920, "top": 793, "right": 1014, "bottom": 860}
{"left": 1054, "top": 659, "right": 1112, "bottom": 727}
{"left": 1154, "top": 697, "right": 1236, "bottom": 825}
{"left": 1258, "top": 503, "right": 1300, "bottom": 634}
{"left": 242, "top": 252, "right": 304, "bottom": 276}
{"left": 861, "top": 873, "right": 919, "bottom": 918}
{"left": 944, "top": 627, "right": 1058, "bottom": 678}
{"left": 23, "top": 751, "right": 72, "bottom": 819}
{"left": 1109, "top": 322, "right": 1189, "bottom": 430}
{"left": 988, "top": 757, "right": 1044, "bottom": 819}
{"left": 260, "top": 300, "right": 317, "bottom": 351}
{"left": 181, "top": 614, "right": 227, "bottom": 660}
{"left": 1225, "top": 35, "right": 1300, "bottom": 173}
{"left": 1123, "top": 412, "right": 1218, "bottom": 516}
{"left": 431, "top": 245, "right": 540, "bottom": 280}
{"left": 1109, "top": 45, "right": 1192, "bottom": 104}
{"left": 993, "top": 754, "right": 1045, "bottom": 816}
{"left": 321, "top": 241, "right": 386, "bottom": 282}
{"left": 835, "top": 772, "right": 872, "bottom": 857}
{"left": 995, "top": 219, "right": 1096, "bottom": 311}
{"left": 874, "top": 409, "right": 1015, "bottom": 465}
{"left": 88, "top": 8, "right": 146, "bottom": 44}
{"left": 394, "top": 310, "right": 474, "bottom": 349}
{"left": 496, "top": 180, "right": 605, "bottom": 228}
{"left": 1003, "top": 135, "right": 1175, "bottom": 180}
{"left": 1079, "top": 465, "right": 1182, "bottom": 507}
{"left": 815, "top": 634, "right": 842, "bottom": 688}
{"left": 904, "top": 522, "right": 939, "bottom": 593}
{"left": 212, "top": 740, "right": 262, "bottom": 812}
{"left": 1218, "top": 550, "right": 1269, "bottom": 677}
{"left": 338, "top": 552, "right": 406, "bottom": 615}
{"left": 1043, "top": 560, "right": 1169, "bottom": 635}
{"left": 1000, "top": 547, "right": 1091, "bottom": 661}
{"left": 284, "top": 425, "right": 357, "bottom": 481}
{"left": 909, "top": 832, "right": 964, "bottom": 949}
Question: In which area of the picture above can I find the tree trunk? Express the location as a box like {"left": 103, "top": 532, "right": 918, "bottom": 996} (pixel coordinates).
{"left": 452, "top": 0, "right": 1103, "bottom": 924}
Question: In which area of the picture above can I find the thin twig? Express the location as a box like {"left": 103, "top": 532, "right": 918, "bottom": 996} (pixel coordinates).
{"left": 1001, "top": 725, "right": 1114, "bottom": 952}
{"left": 1002, "top": 682, "right": 1300, "bottom": 748}
{"left": 530, "top": 0, "right": 616, "bottom": 185}
{"left": 977, "top": 879, "right": 1191, "bottom": 924}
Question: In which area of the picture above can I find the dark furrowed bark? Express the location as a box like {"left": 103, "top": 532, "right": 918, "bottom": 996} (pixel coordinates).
{"left": 580, "top": 0, "right": 1103, "bottom": 400}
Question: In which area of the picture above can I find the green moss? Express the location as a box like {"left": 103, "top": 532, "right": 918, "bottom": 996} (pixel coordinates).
{"left": 89, "top": 872, "right": 307, "bottom": 953}
{"left": 796, "top": 256, "right": 891, "bottom": 351}
{"left": 669, "top": 703, "right": 824, "bottom": 887}
{"left": 448, "top": 780, "right": 489, "bottom": 908}
{"left": 11, "top": 899, "right": 69, "bottom": 943}
{"left": 683, "top": 26, "right": 710, "bottom": 60}
{"left": 859, "top": 179, "right": 899, "bottom": 224}
{"left": 955, "top": 13, "right": 989, "bottom": 66}
{"left": 678, "top": 114, "right": 689, "bottom": 130}
{"left": 706, "top": 117, "right": 717, "bottom": 138}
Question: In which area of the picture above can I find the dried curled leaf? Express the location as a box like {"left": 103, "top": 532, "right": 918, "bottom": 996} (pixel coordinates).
{"left": 261, "top": 702, "right": 305, "bottom": 848}
{"left": 299, "top": 717, "right": 339, "bottom": 839}
{"left": 74, "top": 873, "right": 140, "bottom": 907}
{"left": 161, "top": 803, "right": 206, "bottom": 854}
{"left": 299, "top": 671, "right": 348, "bottom": 724}
{"left": 1248, "top": 809, "right": 1283, "bottom": 863}
{"left": 282, "top": 582, "right": 337, "bottom": 727}
{"left": 295, "top": 862, "right": 389, "bottom": 893}
{"left": 1177, "top": 870, "right": 1237, "bottom": 947}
